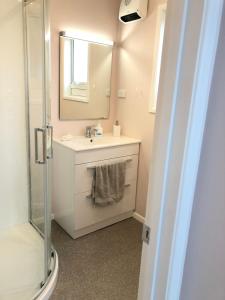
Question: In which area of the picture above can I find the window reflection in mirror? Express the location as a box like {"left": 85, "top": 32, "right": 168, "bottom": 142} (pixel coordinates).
{"left": 63, "top": 38, "right": 89, "bottom": 103}
{"left": 60, "top": 34, "right": 113, "bottom": 120}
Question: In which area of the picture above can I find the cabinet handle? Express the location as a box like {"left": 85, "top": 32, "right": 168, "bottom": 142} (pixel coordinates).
{"left": 124, "top": 183, "right": 131, "bottom": 187}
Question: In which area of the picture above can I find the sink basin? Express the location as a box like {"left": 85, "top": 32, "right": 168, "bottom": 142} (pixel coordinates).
{"left": 54, "top": 134, "right": 141, "bottom": 151}
{"left": 73, "top": 136, "right": 114, "bottom": 146}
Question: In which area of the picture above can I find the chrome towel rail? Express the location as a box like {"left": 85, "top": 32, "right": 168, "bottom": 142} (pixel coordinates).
{"left": 87, "top": 158, "right": 132, "bottom": 170}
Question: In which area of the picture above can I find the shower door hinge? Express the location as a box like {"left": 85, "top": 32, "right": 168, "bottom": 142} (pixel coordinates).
{"left": 142, "top": 224, "right": 151, "bottom": 244}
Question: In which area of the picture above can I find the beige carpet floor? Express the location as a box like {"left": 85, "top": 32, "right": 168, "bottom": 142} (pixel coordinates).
{"left": 51, "top": 218, "right": 143, "bottom": 300}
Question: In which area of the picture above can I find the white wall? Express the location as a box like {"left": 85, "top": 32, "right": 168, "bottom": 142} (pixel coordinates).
{"left": 180, "top": 5, "right": 225, "bottom": 299}
{"left": 116, "top": 0, "right": 166, "bottom": 216}
{"left": 0, "top": 0, "right": 29, "bottom": 230}
{"left": 50, "top": 0, "right": 121, "bottom": 137}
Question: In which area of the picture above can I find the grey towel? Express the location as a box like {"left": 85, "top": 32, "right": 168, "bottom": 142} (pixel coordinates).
{"left": 91, "top": 161, "right": 126, "bottom": 206}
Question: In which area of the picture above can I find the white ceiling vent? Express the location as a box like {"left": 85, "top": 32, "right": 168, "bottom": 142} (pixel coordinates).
{"left": 119, "top": 0, "right": 149, "bottom": 24}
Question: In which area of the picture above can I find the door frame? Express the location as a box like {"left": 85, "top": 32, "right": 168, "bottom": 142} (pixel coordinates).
{"left": 138, "top": 0, "right": 224, "bottom": 299}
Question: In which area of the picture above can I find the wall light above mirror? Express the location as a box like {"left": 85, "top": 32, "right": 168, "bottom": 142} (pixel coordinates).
{"left": 59, "top": 31, "right": 114, "bottom": 120}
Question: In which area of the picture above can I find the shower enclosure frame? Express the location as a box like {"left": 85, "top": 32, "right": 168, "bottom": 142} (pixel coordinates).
{"left": 22, "top": 0, "right": 58, "bottom": 296}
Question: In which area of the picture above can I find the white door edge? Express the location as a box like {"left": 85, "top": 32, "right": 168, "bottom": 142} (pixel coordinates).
{"left": 138, "top": 0, "right": 224, "bottom": 299}
{"left": 165, "top": 1, "right": 224, "bottom": 299}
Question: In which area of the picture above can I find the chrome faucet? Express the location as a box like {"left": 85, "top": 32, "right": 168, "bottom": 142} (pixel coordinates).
{"left": 85, "top": 126, "right": 97, "bottom": 138}
{"left": 85, "top": 126, "right": 92, "bottom": 138}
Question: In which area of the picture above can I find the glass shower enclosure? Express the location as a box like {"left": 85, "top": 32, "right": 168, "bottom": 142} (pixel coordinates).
{"left": 0, "top": 0, "right": 57, "bottom": 299}
{"left": 24, "top": 0, "right": 52, "bottom": 280}
{"left": 24, "top": 0, "right": 58, "bottom": 295}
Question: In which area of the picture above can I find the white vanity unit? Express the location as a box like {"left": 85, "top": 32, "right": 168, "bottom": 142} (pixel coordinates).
{"left": 53, "top": 135, "right": 141, "bottom": 239}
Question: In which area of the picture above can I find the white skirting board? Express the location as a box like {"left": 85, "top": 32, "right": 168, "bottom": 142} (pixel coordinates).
{"left": 133, "top": 212, "right": 145, "bottom": 224}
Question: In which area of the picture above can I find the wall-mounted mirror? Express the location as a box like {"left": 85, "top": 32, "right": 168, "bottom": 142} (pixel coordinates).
{"left": 59, "top": 32, "right": 113, "bottom": 120}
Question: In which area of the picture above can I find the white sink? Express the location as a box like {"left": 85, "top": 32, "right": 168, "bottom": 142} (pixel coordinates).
{"left": 54, "top": 134, "right": 141, "bottom": 151}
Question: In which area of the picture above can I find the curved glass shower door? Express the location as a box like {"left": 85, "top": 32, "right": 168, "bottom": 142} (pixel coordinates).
{"left": 24, "top": 0, "right": 52, "bottom": 282}
{"left": 0, "top": 0, "right": 56, "bottom": 299}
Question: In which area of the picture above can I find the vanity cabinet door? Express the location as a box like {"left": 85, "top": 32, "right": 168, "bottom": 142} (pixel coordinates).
{"left": 74, "top": 155, "right": 139, "bottom": 195}
{"left": 74, "top": 179, "right": 137, "bottom": 230}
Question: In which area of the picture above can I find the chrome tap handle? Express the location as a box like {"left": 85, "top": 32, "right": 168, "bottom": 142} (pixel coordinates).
{"left": 85, "top": 126, "right": 92, "bottom": 138}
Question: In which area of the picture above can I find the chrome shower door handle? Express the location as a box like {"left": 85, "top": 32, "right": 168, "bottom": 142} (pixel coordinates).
{"left": 35, "top": 128, "right": 46, "bottom": 164}
{"left": 46, "top": 125, "right": 53, "bottom": 159}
